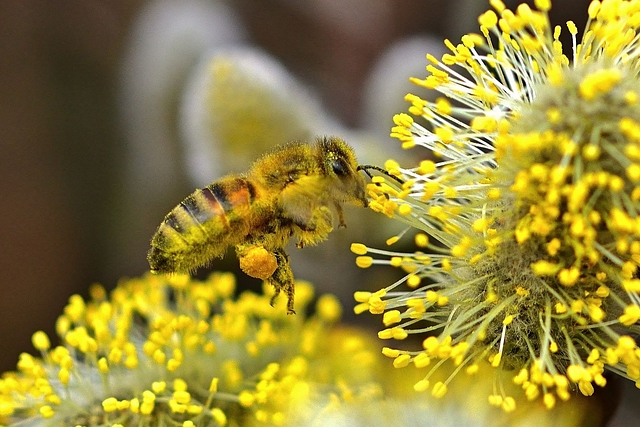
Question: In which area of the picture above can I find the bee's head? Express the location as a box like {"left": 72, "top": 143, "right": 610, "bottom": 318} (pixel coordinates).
{"left": 318, "top": 136, "right": 368, "bottom": 207}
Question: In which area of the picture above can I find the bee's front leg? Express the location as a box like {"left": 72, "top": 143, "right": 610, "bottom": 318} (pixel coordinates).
{"left": 268, "top": 249, "right": 296, "bottom": 314}
{"left": 333, "top": 201, "right": 346, "bottom": 228}
{"left": 294, "top": 205, "right": 333, "bottom": 248}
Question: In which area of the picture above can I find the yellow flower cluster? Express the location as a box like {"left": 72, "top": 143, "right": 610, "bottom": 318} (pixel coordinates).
{"left": 354, "top": 0, "right": 640, "bottom": 411}
{"left": 0, "top": 273, "right": 383, "bottom": 426}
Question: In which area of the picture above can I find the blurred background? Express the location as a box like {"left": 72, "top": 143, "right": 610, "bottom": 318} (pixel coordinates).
{"left": 9, "top": 2, "right": 635, "bottom": 423}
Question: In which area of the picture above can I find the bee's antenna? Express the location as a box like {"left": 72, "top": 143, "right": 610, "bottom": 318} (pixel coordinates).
{"left": 357, "top": 164, "right": 405, "bottom": 184}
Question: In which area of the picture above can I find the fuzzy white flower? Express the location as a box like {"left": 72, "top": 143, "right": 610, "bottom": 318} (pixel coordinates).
{"left": 354, "top": 0, "right": 640, "bottom": 411}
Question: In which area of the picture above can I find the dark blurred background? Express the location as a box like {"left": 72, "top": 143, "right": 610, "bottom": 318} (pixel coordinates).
{"left": 0, "top": 0, "right": 592, "bottom": 374}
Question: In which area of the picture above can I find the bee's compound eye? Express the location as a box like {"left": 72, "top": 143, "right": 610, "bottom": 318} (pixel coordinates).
{"left": 331, "top": 159, "right": 348, "bottom": 176}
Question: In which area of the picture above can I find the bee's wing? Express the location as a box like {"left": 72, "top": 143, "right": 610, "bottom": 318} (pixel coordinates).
{"left": 279, "top": 175, "right": 330, "bottom": 226}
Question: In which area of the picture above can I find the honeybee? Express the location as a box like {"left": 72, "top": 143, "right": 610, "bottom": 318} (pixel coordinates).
{"left": 148, "top": 136, "right": 368, "bottom": 314}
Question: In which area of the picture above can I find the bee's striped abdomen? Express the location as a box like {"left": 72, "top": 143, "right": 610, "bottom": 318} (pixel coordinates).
{"left": 148, "top": 177, "right": 257, "bottom": 273}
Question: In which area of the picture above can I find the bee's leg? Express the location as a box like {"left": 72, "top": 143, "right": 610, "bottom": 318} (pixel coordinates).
{"left": 295, "top": 206, "right": 333, "bottom": 248}
{"left": 268, "top": 249, "right": 296, "bottom": 314}
{"left": 333, "top": 201, "right": 346, "bottom": 228}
